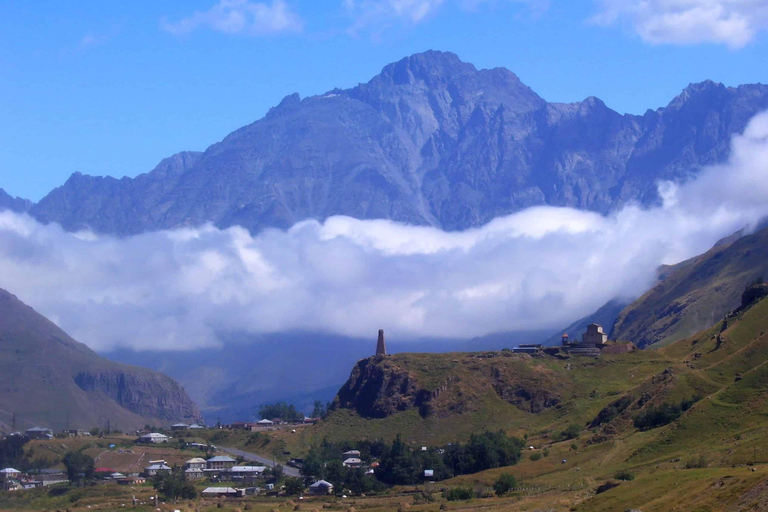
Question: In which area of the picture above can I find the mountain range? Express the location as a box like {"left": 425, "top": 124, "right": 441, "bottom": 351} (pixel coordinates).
{"left": 2, "top": 50, "right": 768, "bottom": 424}
{"left": 0, "top": 287, "right": 201, "bottom": 432}
{"left": 6, "top": 50, "right": 768, "bottom": 236}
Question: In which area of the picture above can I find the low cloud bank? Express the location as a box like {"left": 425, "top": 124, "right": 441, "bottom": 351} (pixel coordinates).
{"left": 1, "top": 112, "right": 768, "bottom": 352}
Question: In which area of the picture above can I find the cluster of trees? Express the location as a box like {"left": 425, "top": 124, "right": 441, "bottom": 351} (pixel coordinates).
{"left": 258, "top": 402, "right": 304, "bottom": 423}
{"left": 0, "top": 435, "right": 28, "bottom": 469}
{"left": 153, "top": 468, "right": 197, "bottom": 500}
{"left": 62, "top": 451, "right": 95, "bottom": 487}
{"left": 633, "top": 396, "right": 700, "bottom": 431}
{"left": 300, "top": 431, "right": 523, "bottom": 491}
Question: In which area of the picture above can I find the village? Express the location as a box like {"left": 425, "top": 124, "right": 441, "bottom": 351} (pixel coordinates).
{"left": 1, "top": 323, "right": 631, "bottom": 506}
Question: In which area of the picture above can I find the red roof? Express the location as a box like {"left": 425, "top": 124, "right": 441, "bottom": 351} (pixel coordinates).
{"left": 95, "top": 468, "right": 114, "bottom": 473}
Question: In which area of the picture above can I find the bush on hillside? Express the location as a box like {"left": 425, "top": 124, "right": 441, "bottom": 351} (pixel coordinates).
{"left": 614, "top": 470, "right": 635, "bottom": 481}
{"left": 684, "top": 455, "right": 707, "bottom": 469}
{"left": 493, "top": 474, "right": 517, "bottom": 495}
{"left": 560, "top": 424, "right": 581, "bottom": 440}
{"left": 445, "top": 487, "right": 473, "bottom": 501}
{"left": 529, "top": 452, "right": 542, "bottom": 461}
{"left": 633, "top": 396, "right": 700, "bottom": 431}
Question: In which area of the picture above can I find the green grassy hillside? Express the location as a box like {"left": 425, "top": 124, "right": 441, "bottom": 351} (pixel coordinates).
{"left": 612, "top": 226, "right": 768, "bottom": 347}
{"left": 280, "top": 295, "right": 768, "bottom": 511}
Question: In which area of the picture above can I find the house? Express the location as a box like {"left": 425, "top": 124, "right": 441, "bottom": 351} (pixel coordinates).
{"left": 185, "top": 457, "right": 207, "bottom": 470}
{"left": 228, "top": 466, "right": 266, "bottom": 482}
{"left": 3, "top": 479, "right": 21, "bottom": 491}
{"left": 513, "top": 344, "right": 543, "bottom": 354}
{"left": 171, "top": 423, "right": 189, "bottom": 431}
{"left": 256, "top": 419, "right": 274, "bottom": 427}
{"left": 188, "top": 424, "right": 205, "bottom": 430}
{"left": 309, "top": 479, "right": 334, "bottom": 495}
{"left": 342, "top": 450, "right": 361, "bottom": 458}
{"left": 185, "top": 468, "right": 205, "bottom": 480}
{"left": 25, "top": 427, "right": 53, "bottom": 439}
{"left": 207, "top": 455, "right": 237, "bottom": 470}
{"left": 117, "top": 476, "right": 146, "bottom": 485}
{"left": 0, "top": 468, "right": 21, "bottom": 482}
{"left": 65, "top": 429, "right": 90, "bottom": 437}
{"left": 582, "top": 323, "right": 608, "bottom": 346}
{"left": 342, "top": 457, "right": 363, "bottom": 468}
{"left": 303, "top": 417, "right": 319, "bottom": 424}
{"left": 201, "top": 487, "right": 242, "bottom": 498}
{"left": 138, "top": 432, "right": 170, "bottom": 444}
{"left": 143, "top": 463, "right": 171, "bottom": 477}
{"left": 110, "top": 472, "right": 126, "bottom": 480}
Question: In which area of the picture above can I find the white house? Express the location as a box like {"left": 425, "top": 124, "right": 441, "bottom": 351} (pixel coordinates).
{"left": 138, "top": 432, "right": 170, "bottom": 444}
{"left": 0, "top": 468, "right": 21, "bottom": 481}
{"left": 207, "top": 455, "right": 237, "bottom": 470}
{"left": 143, "top": 463, "right": 171, "bottom": 477}
{"left": 185, "top": 457, "right": 207, "bottom": 470}
{"left": 343, "top": 457, "right": 363, "bottom": 468}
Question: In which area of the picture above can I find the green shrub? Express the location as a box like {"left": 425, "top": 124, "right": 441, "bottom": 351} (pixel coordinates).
{"left": 529, "top": 452, "right": 542, "bottom": 461}
{"left": 633, "top": 396, "right": 701, "bottom": 431}
{"left": 493, "top": 474, "right": 517, "bottom": 495}
{"left": 684, "top": 455, "right": 707, "bottom": 469}
{"left": 614, "top": 470, "right": 635, "bottom": 481}
{"left": 570, "top": 443, "right": 578, "bottom": 451}
{"left": 445, "top": 487, "right": 474, "bottom": 501}
{"left": 542, "top": 448, "right": 550, "bottom": 457}
{"left": 560, "top": 424, "right": 581, "bottom": 441}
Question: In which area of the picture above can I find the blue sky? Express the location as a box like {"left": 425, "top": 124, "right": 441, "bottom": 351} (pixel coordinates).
{"left": 1, "top": 0, "right": 766, "bottom": 201}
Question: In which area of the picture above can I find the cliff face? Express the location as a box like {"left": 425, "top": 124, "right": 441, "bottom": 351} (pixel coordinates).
{"left": 331, "top": 351, "right": 568, "bottom": 420}
{"left": 74, "top": 369, "right": 201, "bottom": 423}
{"left": 28, "top": 51, "right": 768, "bottom": 236}
{"left": 0, "top": 287, "right": 201, "bottom": 431}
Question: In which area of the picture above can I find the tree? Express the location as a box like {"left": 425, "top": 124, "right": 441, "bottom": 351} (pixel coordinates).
{"left": 284, "top": 477, "right": 305, "bottom": 495}
{"left": 0, "top": 435, "right": 28, "bottom": 469}
{"left": 258, "top": 402, "right": 304, "bottom": 422}
{"left": 311, "top": 400, "right": 326, "bottom": 419}
{"left": 63, "top": 451, "right": 95, "bottom": 487}
{"left": 153, "top": 468, "right": 197, "bottom": 501}
{"left": 493, "top": 474, "right": 517, "bottom": 495}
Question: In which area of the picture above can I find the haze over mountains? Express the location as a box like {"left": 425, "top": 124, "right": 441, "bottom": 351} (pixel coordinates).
{"left": 15, "top": 51, "right": 768, "bottom": 236}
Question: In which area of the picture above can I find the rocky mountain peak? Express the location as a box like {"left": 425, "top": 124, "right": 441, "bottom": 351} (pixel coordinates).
{"left": 667, "top": 80, "right": 729, "bottom": 111}
{"left": 375, "top": 50, "right": 475, "bottom": 86}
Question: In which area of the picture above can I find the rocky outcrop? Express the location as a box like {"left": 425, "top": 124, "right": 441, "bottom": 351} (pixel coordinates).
{"left": 331, "top": 351, "right": 567, "bottom": 419}
{"left": 27, "top": 51, "right": 768, "bottom": 236}
{"left": 332, "top": 358, "right": 419, "bottom": 418}
{"left": 74, "top": 369, "right": 202, "bottom": 423}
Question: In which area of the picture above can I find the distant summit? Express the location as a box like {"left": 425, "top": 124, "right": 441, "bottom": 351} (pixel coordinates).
{"left": 24, "top": 50, "right": 768, "bottom": 235}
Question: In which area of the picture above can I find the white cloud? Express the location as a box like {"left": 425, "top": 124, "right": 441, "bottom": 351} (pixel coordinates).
{"left": 1, "top": 112, "right": 768, "bottom": 352}
{"left": 162, "top": 0, "right": 303, "bottom": 37}
{"left": 592, "top": 0, "right": 768, "bottom": 48}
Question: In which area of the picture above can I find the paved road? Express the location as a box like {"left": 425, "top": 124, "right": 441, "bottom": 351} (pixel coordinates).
{"left": 216, "top": 445, "right": 301, "bottom": 477}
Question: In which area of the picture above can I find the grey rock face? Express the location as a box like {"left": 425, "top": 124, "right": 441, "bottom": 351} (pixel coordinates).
{"left": 0, "top": 188, "right": 32, "bottom": 213}
{"left": 28, "top": 51, "right": 768, "bottom": 235}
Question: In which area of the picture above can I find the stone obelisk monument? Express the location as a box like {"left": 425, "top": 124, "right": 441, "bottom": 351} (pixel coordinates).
{"left": 376, "top": 329, "right": 387, "bottom": 356}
